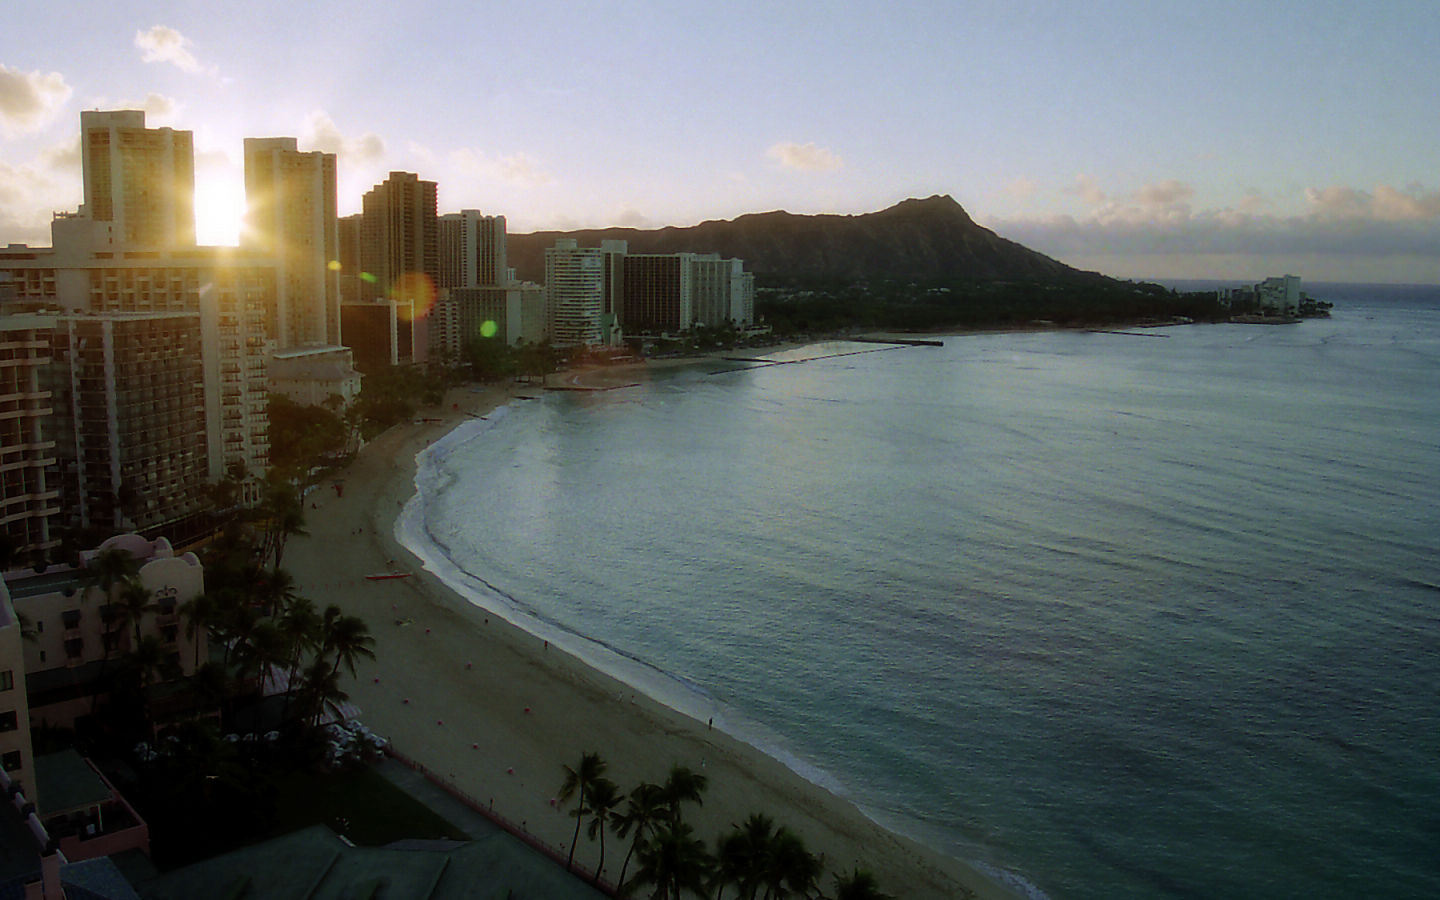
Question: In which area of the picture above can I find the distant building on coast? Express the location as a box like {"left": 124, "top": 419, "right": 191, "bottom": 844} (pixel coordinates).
{"left": 545, "top": 239, "right": 628, "bottom": 347}
{"left": 1218, "top": 274, "right": 1304, "bottom": 316}
{"left": 541, "top": 239, "right": 755, "bottom": 347}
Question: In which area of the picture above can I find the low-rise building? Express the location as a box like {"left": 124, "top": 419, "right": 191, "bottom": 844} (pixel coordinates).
{"left": 268, "top": 345, "right": 362, "bottom": 408}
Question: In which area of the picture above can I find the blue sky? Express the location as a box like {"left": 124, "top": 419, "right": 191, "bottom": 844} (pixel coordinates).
{"left": 3, "top": 1, "right": 1437, "bottom": 283}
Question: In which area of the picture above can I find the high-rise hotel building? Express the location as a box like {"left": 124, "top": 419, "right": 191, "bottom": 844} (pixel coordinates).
{"left": 544, "top": 240, "right": 627, "bottom": 347}
{"left": 359, "top": 172, "right": 438, "bottom": 303}
{"left": 243, "top": 138, "right": 341, "bottom": 347}
{"left": 0, "top": 110, "right": 273, "bottom": 552}
{"left": 80, "top": 110, "right": 195, "bottom": 249}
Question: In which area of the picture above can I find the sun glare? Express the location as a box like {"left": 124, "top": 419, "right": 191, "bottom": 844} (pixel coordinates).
{"left": 193, "top": 177, "right": 245, "bottom": 247}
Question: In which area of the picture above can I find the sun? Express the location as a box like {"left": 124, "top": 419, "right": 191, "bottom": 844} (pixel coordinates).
{"left": 193, "top": 175, "right": 245, "bottom": 247}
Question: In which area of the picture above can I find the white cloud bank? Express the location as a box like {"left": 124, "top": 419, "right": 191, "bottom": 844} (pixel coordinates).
{"left": 989, "top": 179, "right": 1440, "bottom": 281}
{"left": 766, "top": 141, "right": 843, "bottom": 172}
{"left": 0, "top": 64, "right": 72, "bottom": 137}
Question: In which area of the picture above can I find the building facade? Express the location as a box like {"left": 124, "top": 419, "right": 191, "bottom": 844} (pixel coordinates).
{"left": 48, "top": 313, "right": 209, "bottom": 536}
{"left": 359, "top": 172, "right": 438, "bottom": 304}
{"left": 80, "top": 110, "right": 195, "bottom": 250}
{"left": 243, "top": 138, "right": 341, "bottom": 347}
{"left": 544, "top": 239, "right": 626, "bottom": 347}
{"left": 438, "top": 210, "right": 508, "bottom": 290}
{"left": 0, "top": 316, "right": 61, "bottom": 560}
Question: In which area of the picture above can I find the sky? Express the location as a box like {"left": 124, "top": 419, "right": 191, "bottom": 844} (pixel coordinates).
{"left": 3, "top": 0, "right": 1438, "bottom": 284}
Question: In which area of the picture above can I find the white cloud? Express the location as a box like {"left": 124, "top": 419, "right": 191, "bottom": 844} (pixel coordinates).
{"left": 991, "top": 181, "right": 1440, "bottom": 270}
{"left": 1306, "top": 184, "right": 1440, "bottom": 222}
{"left": 0, "top": 64, "right": 72, "bottom": 137}
{"left": 0, "top": 158, "right": 74, "bottom": 244}
{"left": 766, "top": 141, "right": 843, "bottom": 172}
{"left": 300, "top": 111, "right": 386, "bottom": 162}
{"left": 449, "top": 147, "right": 555, "bottom": 188}
{"left": 613, "top": 206, "right": 652, "bottom": 228}
{"left": 134, "top": 25, "right": 214, "bottom": 75}
{"left": 1065, "top": 173, "right": 1107, "bottom": 206}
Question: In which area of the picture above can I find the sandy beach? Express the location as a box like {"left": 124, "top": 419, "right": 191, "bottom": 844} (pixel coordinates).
{"left": 284, "top": 364, "right": 1023, "bottom": 900}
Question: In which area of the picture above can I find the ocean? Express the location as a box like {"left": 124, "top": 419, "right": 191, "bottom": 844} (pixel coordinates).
{"left": 399, "top": 282, "right": 1440, "bottom": 900}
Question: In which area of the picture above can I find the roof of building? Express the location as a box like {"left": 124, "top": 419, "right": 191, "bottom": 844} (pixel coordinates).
{"left": 35, "top": 750, "right": 112, "bottom": 817}
{"left": 137, "top": 824, "right": 609, "bottom": 900}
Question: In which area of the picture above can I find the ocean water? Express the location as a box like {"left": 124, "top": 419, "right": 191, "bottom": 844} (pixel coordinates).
{"left": 400, "top": 283, "right": 1440, "bottom": 900}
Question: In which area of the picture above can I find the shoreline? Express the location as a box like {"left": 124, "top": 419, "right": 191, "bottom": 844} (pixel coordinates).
{"left": 285, "top": 361, "right": 1029, "bottom": 899}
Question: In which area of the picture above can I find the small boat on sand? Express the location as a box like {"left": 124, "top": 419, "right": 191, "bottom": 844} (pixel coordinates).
{"left": 365, "top": 572, "right": 412, "bottom": 581}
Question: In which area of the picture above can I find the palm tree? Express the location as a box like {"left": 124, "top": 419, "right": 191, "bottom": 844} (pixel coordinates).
{"left": 256, "top": 479, "right": 307, "bottom": 571}
{"left": 558, "top": 751, "right": 608, "bottom": 871}
{"left": 115, "top": 579, "right": 155, "bottom": 648}
{"left": 321, "top": 613, "right": 375, "bottom": 679}
{"left": 760, "top": 827, "right": 822, "bottom": 900}
{"left": 715, "top": 814, "right": 776, "bottom": 900}
{"left": 85, "top": 546, "right": 139, "bottom": 602}
{"left": 178, "top": 593, "right": 217, "bottom": 670}
{"left": 298, "top": 657, "right": 350, "bottom": 726}
{"left": 256, "top": 567, "right": 301, "bottom": 617}
{"left": 625, "top": 821, "right": 712, "bottom": 900}
{"left": 612, "top": 781, "right": 668, "bottom": 893}
{"left": 583, "top": 776, "right": 623, "bottom": 886}
{"left": 234, "top": 620, "right": 288, "bottom": 696}
{"left": 661, "top": 764, "right": 709, "bottom": 825}
{"left": 831, "top": 868, "right": 894, "bottom": 900}
{"left": 277, "top": 598, "right": 323, "bottom": 721}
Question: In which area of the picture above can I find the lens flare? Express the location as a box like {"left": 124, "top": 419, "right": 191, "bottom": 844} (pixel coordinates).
{"left": 480, "top": 320, "right": 498, "bottom": 338}
{"left": 390, "top": 271, "right": 437, "bottom": 319}
{"left": 327, "top": 259, "right": 342, "bottom": 271}
{"left": 360, "top": 271, "right": 378, "bottom": 284}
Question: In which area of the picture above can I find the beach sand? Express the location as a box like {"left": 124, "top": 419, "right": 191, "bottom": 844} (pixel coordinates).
{"left": 284, "top": 369, "right": 1024, "bottom": 900}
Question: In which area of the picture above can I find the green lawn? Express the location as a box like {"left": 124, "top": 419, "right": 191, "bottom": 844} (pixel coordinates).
{"left": 267, "top": 766, "right": 466, "bottom": 845}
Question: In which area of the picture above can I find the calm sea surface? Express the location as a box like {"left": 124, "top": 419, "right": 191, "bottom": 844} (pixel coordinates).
{"left": 401, "top": 283, "right": 1440, "bottom": 900}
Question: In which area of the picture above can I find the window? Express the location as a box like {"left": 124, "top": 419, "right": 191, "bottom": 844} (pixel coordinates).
{"left": 1, "top": 751, "right": 20, "bottom": 772}
{"left": 65, "top": 639, "right": 84, "bottom": 659}
{"left": 0, "top": 711, "right": 15, "bottom": 732}
{"left": 0, "top": 670, "right": 12, "bottom": 691}
{"left": 63, "top": 609, "right": 82, "bottom": 629}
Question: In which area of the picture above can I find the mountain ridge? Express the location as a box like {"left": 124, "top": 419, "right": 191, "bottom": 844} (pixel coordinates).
{"left": 506, "top": 195, "right": 1106, "bottom": 284}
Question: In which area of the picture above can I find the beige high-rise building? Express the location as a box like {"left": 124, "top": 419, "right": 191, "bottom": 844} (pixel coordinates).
{"left": 80, "top": 110, "right": 195, "bottom": 249}
{"left": 438, "top": 210, "right": 508, "bottom": 290}
{"left": 359, "top": 172, "right": 438, "bottom": 303}
{"left": 243, "top": 137, "right": 341, "bottom": 347}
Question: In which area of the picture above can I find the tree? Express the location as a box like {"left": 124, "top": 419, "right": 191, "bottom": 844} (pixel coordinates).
{"left": 277, "top": 598, "right": 323, "bottom": 721}
{"left": 85, "top": 546, "right": 140, "bottom": 603}
{"left": 558, "top": 751, "right": 608, "bottom": 871}
{"left": 321, "top": 612, "right": 375, "bottom": 679}
{"left": 714, "top": 814, "right": 776, "bottom": 900}
{"left": 583, "top": 776, "right": 623, "bottom": 885}
{"left": 661, "top": 764, "right": 709, "bottom": 825}
{"left": 115, "top": 579, "right": 156, "bottom": 648}
{"left": 612, "top": 781, "right": 668, "bottom": 892}
{"left": 178, "top": 593, "right": 217, "bottom": 670}
{"left": 298, "top": 657, "right": 350, "bottom": 727}
{"left": 831, "top": 868, "right": 895, "bottom": 900}
{"left": 256, "top": 567, "right": 301, "bottom": 618}
{"left": 625, "top": 821, "right": 712, "bottom": 900}
{"left": 761, "top": 827, "right": 822, "bottom": 900}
